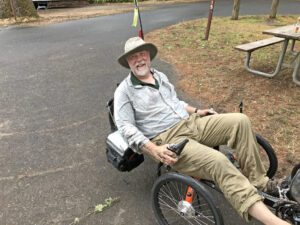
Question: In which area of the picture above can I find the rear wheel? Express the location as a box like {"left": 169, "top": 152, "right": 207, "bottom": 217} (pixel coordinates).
{"left": 151, "top": 172, "right": 224, "bottom": 225}
{"left": 255, "top": 134, "right": 278, "bottom": 179}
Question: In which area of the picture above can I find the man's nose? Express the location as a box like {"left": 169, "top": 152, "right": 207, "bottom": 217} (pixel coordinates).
{"left": 136, "top": 54, "right": 144, "bottom": 61}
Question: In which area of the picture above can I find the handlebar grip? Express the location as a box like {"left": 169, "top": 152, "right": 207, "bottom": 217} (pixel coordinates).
{"left": 167, "top": 139, "right": 189, "bottom": 156}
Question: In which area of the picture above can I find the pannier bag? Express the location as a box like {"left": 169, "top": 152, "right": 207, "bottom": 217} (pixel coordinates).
{"left": 106, "top": 130, "right": 144, "bottom": 172}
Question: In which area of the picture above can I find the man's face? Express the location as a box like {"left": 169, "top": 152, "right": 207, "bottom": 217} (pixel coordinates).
{"left": 126, "top": 50, "right": 151, "bottom": 77}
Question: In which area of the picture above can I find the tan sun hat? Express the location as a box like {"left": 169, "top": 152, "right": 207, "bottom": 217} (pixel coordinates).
{"left": 118, "top": 37, "right": 158, "bottom": 69}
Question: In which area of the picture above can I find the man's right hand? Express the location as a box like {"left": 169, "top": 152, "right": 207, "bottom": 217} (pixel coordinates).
{"left": 141, "top": 141, "right": 178, "bottom": 166}
{"left": 155, "top": 145, "right": 178, "bottom": 166}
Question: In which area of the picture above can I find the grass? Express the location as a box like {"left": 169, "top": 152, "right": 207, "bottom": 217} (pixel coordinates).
{"left": 146, "top": 14, "right": 300, "bottom": 178}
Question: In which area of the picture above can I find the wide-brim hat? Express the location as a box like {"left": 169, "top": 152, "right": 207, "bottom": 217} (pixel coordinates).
{"left": 118, "top": 37, "right": 158, "bottom": 69}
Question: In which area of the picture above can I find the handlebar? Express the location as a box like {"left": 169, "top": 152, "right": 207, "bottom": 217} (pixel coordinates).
{"left": 167, "top": 139, "right": 189, "bottom": 156}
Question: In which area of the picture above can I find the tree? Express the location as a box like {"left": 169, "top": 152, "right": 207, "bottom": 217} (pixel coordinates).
{"left": 269, "top": 0, "right": 279, "bottom": 19}
{"left": 0, "top": 0, "right": 37, "bottom": 19}
{"left": 231, "top": 0, "right": 240, "bottom": 20}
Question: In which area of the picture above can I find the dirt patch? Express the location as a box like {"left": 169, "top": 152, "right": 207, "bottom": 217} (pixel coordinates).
{"left": 146, "top": 15, "right": 300, "bottom": 179}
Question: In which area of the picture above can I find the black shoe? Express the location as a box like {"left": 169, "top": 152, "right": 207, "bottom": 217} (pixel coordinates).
{"left": 263, "top": 179, "right": 279, "bottom": 197}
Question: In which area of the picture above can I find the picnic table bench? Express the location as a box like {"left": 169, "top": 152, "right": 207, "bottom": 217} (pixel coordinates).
{"left": 235, "top": 37, "right": 285, "bottom": 52}
{"left": 235, "top": 25, "right": 300, "bottom": 86}
{"left": 235, "top": 37, "right": 285, "bottom": 78}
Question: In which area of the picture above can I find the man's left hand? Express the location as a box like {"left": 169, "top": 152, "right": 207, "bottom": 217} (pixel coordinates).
{"left": 197, "top": 109, "right": 217, "bottom": 117}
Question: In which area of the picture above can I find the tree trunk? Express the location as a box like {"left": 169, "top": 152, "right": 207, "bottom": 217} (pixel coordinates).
{"left": 0, "top": 0, "right": 37, "bottom": 19}
{"left": 270, "top": 0, "right": 279, "bottom": 19}
{"left": 231, "top": 0, "right": 240, "bottom": 20}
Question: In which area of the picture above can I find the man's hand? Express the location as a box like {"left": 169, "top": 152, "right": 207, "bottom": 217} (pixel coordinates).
{"left": 185, "top": 105, "right": 217, "bottom": 116}
{"left": 155, "top": 145, "right": 178, "bottom": 166}
{"left": 141, "top": 141, "right": 178, "bottom": 166}
{"left": 197, "top": 109, "right": 217, "bottom": 117}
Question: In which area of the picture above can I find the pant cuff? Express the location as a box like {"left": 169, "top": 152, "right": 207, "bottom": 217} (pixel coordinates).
{"left": 240, "top": 193, "right": 264, "bottom": 222}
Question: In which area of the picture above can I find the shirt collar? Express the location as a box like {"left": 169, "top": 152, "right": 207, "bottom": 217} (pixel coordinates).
{"left": 130, "top": 70, "right": 159, "bottom": 90}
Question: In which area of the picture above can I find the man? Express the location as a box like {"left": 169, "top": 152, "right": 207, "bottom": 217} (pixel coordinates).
{"left": 114, "top": 37, "right": 290, "bottom": 225}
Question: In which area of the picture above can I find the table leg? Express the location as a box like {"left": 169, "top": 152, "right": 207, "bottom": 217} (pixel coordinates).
{"left": 292, "top": 52, "right": 300, "bottom": 86}
{"left": 290, "top": 40, "right": 297, "bottom": 56}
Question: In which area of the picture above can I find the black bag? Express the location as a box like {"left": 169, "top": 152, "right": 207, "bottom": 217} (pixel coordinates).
{"left": 106, "top": 130, "right": 144, "bottom": 172}
{"left": 106, "top": 98, "right": 144, "bottom": 172}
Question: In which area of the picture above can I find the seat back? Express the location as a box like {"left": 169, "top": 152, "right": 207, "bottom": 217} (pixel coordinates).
{"left": 106, "top": 97, "right": 144, "bottom": 172}
{"left": 107, "top": 98, "right": 117, "bottom": 132}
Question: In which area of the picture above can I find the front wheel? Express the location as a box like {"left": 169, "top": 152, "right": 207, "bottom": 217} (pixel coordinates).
{"left": 151, "top": 172, "right": 224, "bottom": 225}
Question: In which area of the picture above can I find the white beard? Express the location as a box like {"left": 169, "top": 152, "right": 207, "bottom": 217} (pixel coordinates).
{"left": 134, "top": 62, "right": 150, "bottom": 77}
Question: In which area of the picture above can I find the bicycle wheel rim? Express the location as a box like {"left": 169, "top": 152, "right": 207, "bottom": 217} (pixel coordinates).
{"left": 152, "top": 173, "right": 223, "bottom": 225}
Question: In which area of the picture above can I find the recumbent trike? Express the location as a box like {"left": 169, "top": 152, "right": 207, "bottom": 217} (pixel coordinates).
{"left": 105, "top": 98, "right": 300, "bottom": 225}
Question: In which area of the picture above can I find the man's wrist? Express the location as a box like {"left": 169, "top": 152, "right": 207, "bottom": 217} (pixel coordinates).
{"left": 141, "top": 141, "right": 157, "bottom": 154}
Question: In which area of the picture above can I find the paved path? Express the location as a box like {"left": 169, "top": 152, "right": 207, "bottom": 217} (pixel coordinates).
{"left": 0, "top": 0, "right": 299, "bottom": 224}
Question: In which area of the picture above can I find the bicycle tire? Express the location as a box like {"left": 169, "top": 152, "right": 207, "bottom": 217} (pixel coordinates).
{"left": 255, "top": 134, "right": 278, "bottom": 179}
{"left": 291, "top": 163, "right": 300, "bottom": 179}
{"left": 151, "top": 172, "right": 224, "bottom": 225}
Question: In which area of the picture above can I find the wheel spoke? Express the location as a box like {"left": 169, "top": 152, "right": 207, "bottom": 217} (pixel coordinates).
{"left": 159, "top": 187, "right": 180, "bottom": 206}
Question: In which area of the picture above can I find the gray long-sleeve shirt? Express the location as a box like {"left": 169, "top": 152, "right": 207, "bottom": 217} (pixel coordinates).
{"left": 114, "top": 69, "right": 189, "bottom": 153}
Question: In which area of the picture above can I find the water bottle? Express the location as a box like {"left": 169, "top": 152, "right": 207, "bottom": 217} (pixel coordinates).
{"left": 294, "top": 17, "right": 300, "bottom": 33}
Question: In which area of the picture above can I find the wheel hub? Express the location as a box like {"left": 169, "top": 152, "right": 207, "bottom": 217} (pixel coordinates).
{"left": 177, "top": 200, "right": 195, "bottom": 217}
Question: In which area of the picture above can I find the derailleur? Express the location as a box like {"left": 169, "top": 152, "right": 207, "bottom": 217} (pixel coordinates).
{"left": 275, "top": 201, "right": 300, "bottom": 225}
{"left": 272, "top": 173, "right": 300, "bottom": 224}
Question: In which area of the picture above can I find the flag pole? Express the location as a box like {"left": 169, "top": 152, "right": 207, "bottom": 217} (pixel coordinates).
{"left": 134, "top": 0, "right": 144, "bottom": 39}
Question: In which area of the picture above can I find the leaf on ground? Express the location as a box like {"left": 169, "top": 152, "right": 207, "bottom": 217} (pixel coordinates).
{"left": 69, "top": 197, "right": 120, "bottom": 225}
{"left": 94, "top": 197, "right": 120, "bottom": 213}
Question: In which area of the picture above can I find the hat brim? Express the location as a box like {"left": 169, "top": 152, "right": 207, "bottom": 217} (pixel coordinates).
{"left": 118, "top": 43, "right": 158, "bottom": 69}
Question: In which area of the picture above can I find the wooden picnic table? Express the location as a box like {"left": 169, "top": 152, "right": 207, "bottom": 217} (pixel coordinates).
{"left": 263, "top": 25, "right": 300, "bottom": 40}
{"left": 263, "top": 25, "right": 300, "bottom": 86}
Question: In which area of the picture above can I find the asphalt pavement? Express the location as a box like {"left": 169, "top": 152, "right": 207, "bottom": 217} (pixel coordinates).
{"left": 0, "top": 0, "right": 299, "bottom": 224}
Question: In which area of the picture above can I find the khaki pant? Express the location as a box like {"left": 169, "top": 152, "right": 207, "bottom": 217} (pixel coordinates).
{"left": 151, "top": 113, "right": 269, "bottom": 222}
